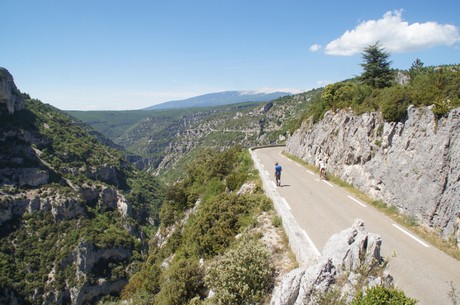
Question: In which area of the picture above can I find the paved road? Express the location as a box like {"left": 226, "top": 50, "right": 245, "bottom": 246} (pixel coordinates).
{"left": 253, "top": 146, "right": 460, "bottom": 305}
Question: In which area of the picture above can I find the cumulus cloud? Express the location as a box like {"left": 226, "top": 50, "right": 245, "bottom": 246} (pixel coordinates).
{"left": 324, "top": 10, "right": 460, "bottom": 56}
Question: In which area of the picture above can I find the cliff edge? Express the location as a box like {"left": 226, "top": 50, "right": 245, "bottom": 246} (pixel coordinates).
{"left": 286, "top": 106, "right": 460, "bottom": 247}
{"left": 0, "top": 67, "right": 25, "bottom": 114}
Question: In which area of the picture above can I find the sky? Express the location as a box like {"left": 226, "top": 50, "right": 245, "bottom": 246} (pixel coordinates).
{"left": 1, "top": 0, "right": 459, "bottom": 110}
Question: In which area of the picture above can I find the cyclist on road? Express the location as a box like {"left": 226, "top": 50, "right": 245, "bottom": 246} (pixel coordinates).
{"left": 319, "top": 159, "right": 326, "bottom": 180}
{"left": 274, "top": 162, "right": 282, "bottom": 186}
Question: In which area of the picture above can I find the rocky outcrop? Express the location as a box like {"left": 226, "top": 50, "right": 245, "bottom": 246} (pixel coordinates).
{"left": 41, "top": 241, "right": 131, "bottom": 305}
{"left": 0, "top": 185, "right": 132, "bottom": 226}
{"left": 0, "top": 68, "right": 25, "bottom": 114}
{"left": 286, "top": 106, "right": 460, "bottom": 245}
{"left": 98, "top": 186, "right": 131, "bottom": 217}
{"left": 270, "top": 219, "right": 391, "bottom": 305}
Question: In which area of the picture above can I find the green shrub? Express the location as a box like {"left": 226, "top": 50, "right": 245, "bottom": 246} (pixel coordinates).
{"left": 226, "top": 171, "right": 247, "bottom": 191}
{"left": 351, "top": 285, "right": 417, "bottom": 305}
{"left": 189, "top": 193, "right": 248, "bottom": 258}
{"left": 154, "top": 257, "right": 204, "bottom": 305}
{"left": 205, "top": 236, "right": 274, "bottom": 304}
{"left": 378, "top": 86, "right": 410, "bottom": 122}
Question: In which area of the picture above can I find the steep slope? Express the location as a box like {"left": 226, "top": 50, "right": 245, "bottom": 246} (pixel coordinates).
{"left": 0, "top": 73, "right": 162, "bottom": 304}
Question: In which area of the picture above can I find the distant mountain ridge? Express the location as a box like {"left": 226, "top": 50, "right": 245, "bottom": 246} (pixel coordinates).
{"left": 143, "top": 90, "right": 297, "bottom": 110}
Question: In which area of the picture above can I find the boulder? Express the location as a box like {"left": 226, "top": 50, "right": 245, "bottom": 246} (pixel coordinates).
{"left": 270, "top": 219, "right": 390, "bottom": 305}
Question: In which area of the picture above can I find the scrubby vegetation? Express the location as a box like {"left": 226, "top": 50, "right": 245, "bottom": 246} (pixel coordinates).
{"left": 351, "top": 285, "right": 417, "bottom": 305}
{"left": 121, "top": 147, "right": 276, "bottom": 304}
{"left": 0, "top": 95, "right": 163, "bottom": 304}
{"left": 306, "top": 44, "right": 460, "bottom": 123}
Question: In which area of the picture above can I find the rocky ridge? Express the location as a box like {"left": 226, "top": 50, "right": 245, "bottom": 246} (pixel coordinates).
{"left": 286, "top": 106, "right": 460, "bottom": 246}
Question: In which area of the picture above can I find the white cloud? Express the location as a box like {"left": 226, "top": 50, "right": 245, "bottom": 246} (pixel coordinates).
{"left": 309, "top": 44, "right": 322, "bottom": 52}
{"left": 324, "top": 10, "right": 460, "bottom": 56}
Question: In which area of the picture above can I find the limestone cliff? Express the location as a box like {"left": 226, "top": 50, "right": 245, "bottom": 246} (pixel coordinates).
{"left": 286, "top": 106, "right": 460, "bottom": 246}
{"left": 0, "top": 68, "right": 24, "bottom": 114}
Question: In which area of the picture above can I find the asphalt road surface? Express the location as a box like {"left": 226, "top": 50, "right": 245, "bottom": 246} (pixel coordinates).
{"left": 253, "top": 146, "right": 460, "bottom": 305}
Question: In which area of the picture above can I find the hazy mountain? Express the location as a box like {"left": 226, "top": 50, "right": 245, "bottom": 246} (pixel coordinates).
{"left": 143, "top": 90, "right": 297, "bottom": 110}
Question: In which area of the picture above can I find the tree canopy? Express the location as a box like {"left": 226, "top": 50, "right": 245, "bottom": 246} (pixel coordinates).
{"left": 360, "top": 42, "right": 394, "bottom": 89}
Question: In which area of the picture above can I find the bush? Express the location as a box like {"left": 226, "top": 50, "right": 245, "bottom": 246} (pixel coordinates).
{"left": 189, "top": 193, "right": 248, "bottom": 258}
{"left": 154, "top": 257, "right": 204, "bottom": 305}
{"left": 351, "top": 285, "right": 417, "bottom": 305}
{"left": 205, "top": 236, "right": 274, "bottom": 304}
{"left": 378, "top": 86, "right": 410, "bottom": 122}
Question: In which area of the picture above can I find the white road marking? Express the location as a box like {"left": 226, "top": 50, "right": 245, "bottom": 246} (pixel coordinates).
{"left": 347, "top": 195, "right": 367, "bottom": 207}
{"left": 281, "top": 197, "right": 291, "bottom": 210}
{"left": 296, "top": 163, "right": 301, "bottom": 167}
{"left": 392, "top": 224, "right": 430, "bottom": 248}
{"left": 307, "top": 170, "right": 315, "bottom": 175}
{"left": 302, "top": 229, "right": 321, "bottom": 256}
{"left": 322, "top": 180, "right": 334, "bottom": 187}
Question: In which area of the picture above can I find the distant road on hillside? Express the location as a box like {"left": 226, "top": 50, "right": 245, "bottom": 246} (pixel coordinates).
{"left": 253, "top": 146, "right": 460, "bottom": 305}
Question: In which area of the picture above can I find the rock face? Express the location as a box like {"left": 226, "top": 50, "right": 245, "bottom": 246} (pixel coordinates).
{"left": 0, "top": 68, "right": 25, "bottom": 114}
{"left": 286, "top": 106, "right": 460, "bottom": 244}
{"left": 270, "top": 219, "right": 390, "bottom": 305}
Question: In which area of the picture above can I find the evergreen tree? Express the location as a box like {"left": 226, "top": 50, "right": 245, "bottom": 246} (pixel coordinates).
{"left": 409, "top": 58, "right": 425, "bottom": 80}
{"left": 360, "top": 42, "right": 393, "bottom": 88}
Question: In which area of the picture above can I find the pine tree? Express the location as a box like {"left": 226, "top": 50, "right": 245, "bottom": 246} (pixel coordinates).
{"left": 409, "top": 58, "right": 425, "bottom": 80}
{"left": 360, "top": 42, "right": 393, "bottom": 88}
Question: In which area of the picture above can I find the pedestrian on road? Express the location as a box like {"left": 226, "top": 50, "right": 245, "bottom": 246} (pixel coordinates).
{"left": 275, "top": 162, "right": 282, "bottom": 186}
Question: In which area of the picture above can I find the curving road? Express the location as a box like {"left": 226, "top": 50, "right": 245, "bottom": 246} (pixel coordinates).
{"left": 253, "top": 146, "right": 460, "bottom": 305}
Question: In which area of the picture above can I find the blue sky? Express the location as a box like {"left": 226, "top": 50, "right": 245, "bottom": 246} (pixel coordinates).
{"left": 1, "top": 1, "right": 459, "bottom": 110}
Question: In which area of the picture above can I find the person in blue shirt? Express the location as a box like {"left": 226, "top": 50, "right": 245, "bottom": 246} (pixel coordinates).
{"left": 274, "top": 162, "right": 282, "bottom": 186}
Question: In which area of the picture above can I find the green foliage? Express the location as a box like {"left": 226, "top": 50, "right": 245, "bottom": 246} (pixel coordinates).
{"left": 351, "top": 285, "right": 417, "bottom": 305}
{"left": 123, "top": 146, "right": 274, "bottom": 303}
{"left": 360, "top": 42, "right": 394, "bottom": 89}
{"left": 189, "top": 193, "right": 249, "bottom": 258}
{"left": 184, "top": 146, "right": 241, "bottom": 190}
{"left": 0, "top": 212, "right": 82, "bottom": 300}
{"left": 66, "top": 110, "right": 153, "bottom": 140}
{"left": 378, "top": 86, "right": 410, "bottom": 122}
{"left": 154, "top": 257, "right": 205, "bottom": 305}
{"left": 126, "top": 171, "right": 164, "bottom": 228}
{"left": 305, "top": 63, "right": 459, "bottom": 123}
{"left": 0, "top": 95, "right": 164, "bottom": 304}
{"left": 409, "top": 58, "right": 424, "bottom": 80}
{"left": 205, "top": 236, "right": 274, "bottom": 304}
{"left": 22, "top": 98, "right": 128, "bottom": 187}
{"left": 159, "top": 182, "right": 193, "bottom": 227}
